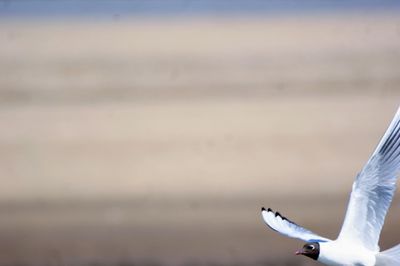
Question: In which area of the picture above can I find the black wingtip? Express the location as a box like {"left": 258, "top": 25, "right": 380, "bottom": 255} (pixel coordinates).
{"left": 261, "top": 207, "right": 266, "bottom": 211}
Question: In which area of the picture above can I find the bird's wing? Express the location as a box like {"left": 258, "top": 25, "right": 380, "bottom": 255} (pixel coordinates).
{"left": 261, "top": 207, "right": 330, "bottom": 243}
{"left": 338, "top": 107, "right": 400, "bottom": 252}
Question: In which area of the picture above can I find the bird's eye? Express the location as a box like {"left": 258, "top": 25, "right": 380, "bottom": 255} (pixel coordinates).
{"left": 306, "top": 245, "right": 315, "bottom": 250}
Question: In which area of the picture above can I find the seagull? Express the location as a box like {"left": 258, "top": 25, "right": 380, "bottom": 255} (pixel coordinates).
{"left": 261, "top": 106, "right": 400, "bottom": 266}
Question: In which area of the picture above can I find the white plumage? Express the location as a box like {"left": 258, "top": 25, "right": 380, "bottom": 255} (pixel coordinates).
{"left": 261, "top": 106, "right": 400, "bottom": 266}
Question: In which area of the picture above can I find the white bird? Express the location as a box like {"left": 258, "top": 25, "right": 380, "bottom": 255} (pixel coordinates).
{"left": 261, "top": 106, "right": 400, "bottom": 266}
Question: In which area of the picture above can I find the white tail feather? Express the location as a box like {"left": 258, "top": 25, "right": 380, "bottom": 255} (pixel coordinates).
{"left": 376, "top": 244, "right": 400, "bottom": 265}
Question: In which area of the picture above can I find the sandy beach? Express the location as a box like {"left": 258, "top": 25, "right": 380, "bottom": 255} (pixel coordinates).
{"left": 0, "top": 12, "right": 400, "bottom": 266}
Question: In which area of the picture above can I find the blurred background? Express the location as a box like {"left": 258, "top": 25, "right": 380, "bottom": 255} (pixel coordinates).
{"left": 1, "top": 1, "right": 400, "bottom": 265}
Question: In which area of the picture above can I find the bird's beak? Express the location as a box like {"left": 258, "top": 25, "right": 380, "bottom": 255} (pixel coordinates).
{"left": 295, "top": 250, "right": 302, "bottom": 255}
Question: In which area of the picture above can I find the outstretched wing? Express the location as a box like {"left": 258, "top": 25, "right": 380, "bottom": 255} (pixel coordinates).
{"left": 261, "top": 207, "right": 330, "bottom": 243}
{"left": 338, "top": 107, "right": 400, "bottom": 252}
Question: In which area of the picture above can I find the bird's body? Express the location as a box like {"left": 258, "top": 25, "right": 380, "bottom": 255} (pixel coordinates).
{"left": 261, "top": 106, "right": 400, "bottom": 266}
{"left": 318, "top": 241, "right": 376, "bottom": 266}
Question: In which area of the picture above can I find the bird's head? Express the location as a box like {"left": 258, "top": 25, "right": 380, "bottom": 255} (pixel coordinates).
{"left": 295, "top": 242, "right": 320, "bottom": 260}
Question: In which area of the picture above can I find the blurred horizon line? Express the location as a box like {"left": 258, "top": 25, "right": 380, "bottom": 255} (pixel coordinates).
{"left": 1, "top": 0, "right": 400, "bottom": 21}
{"left": 0, "top": 192, "right": 346, "bottom": 210}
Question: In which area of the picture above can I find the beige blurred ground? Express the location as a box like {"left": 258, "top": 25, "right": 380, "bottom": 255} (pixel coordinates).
{"left": 0, "top": 13, "right": 400, "bottom": 266}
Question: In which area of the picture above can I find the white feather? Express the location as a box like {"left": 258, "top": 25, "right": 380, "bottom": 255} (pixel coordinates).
{"left": 261, "top": 208, "right": 330, "bottom": 243}
{"left": 338, "top": 107, "right": 400, "bottom": 251}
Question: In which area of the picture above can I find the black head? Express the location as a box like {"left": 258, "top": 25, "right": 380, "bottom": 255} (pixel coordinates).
{"left": 295, "top": 242, "right": 320, "bottom": 260}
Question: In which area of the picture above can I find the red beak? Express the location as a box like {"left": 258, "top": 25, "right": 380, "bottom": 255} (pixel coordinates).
{"left": 295, "top": 250, "right": 302, "bottom": 255}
